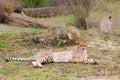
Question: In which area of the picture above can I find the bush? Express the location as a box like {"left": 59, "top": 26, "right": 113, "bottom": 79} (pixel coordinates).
{"left": 52, "top": 0, "right": 102, "bottom": 30}
{"left": 20, "top": 0, "right": 50, "bottom": 8}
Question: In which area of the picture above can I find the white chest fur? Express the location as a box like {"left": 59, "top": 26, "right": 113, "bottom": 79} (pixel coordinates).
{"left": 53, "top": 51, "right": 73, "bottom": 63}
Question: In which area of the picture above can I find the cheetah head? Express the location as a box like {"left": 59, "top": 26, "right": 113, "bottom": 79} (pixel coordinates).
{"left": 76, "top": 41, "right": 87, "bottom": 53}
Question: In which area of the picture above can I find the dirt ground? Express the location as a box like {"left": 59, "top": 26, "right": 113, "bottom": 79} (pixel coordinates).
{"left": 78, "top": 76, "right": 120, "bottom": 80}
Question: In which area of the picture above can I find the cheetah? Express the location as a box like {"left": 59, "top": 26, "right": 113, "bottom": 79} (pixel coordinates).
{"left": 100, "top": 16, "right": 114, "bottom": 33}
{"left": 5, "top": 41, "right": 97, "bottom": 68}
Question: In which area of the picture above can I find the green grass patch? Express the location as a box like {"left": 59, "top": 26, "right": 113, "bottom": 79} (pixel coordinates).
{"left": 0, "top": 69, "right": 9, "bottom": 75}
{"left": 20, "top": 0, "right": 50, "bottom": 8}
{"left": 2, "top": 30, "right": 15, "bottom": 35}
{"left": 0, "top": 41, "right": 6, "bottom": 49}
{"left": 57, "top": 76, "right": 69, "bottom": 80}
{"left": 20, "top": 69, "right": 54, "bottom": 78}
{"left": 40, "top": 15, "right": 75, "bottom": 26}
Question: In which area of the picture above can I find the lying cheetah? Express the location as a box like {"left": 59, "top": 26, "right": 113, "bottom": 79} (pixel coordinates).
{"left": 5, "top": 42, "right": 97, "bottom": 68}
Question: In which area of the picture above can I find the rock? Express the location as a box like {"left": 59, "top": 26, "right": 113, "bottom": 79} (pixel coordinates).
{"left": 54, "top": 26, "right": 81, "bottom": 46}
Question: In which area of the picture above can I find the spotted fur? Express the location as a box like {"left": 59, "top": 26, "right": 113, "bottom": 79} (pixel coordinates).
{"left": 100, "top": 16, "right": 114, "bottom": 33}
{"left": 5, "top": 41, "right": 97, "bottom": 68}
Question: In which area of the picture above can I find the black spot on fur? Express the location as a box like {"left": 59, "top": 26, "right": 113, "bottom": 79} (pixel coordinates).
{"left": 93, "top": 61, "right": 97, "bottom": 65}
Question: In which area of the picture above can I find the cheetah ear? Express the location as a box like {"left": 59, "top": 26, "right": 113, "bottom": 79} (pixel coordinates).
{"left": 109, "top": 16, "right": 112, "bottom": 19}
{"left": 76, "top": 41, "right": 80, "bottom": 45}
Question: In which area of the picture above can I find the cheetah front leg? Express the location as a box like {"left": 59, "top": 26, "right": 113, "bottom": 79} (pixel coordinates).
{"left": 83, "top": 59, "right": 97, "bottom": 64}
{"left": 32, "top": 61, "right": 43, "bottom": 68}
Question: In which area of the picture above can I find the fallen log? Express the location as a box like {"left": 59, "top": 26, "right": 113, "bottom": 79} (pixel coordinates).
{"left": 4, "top": 12, "right": 52, "bottom": 29}
{"left": 23, "top": 6, "right": 68, "bottom": 18}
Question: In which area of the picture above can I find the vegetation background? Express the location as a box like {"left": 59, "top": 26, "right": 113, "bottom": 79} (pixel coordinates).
{"left": 0, "top": 0, "right": 120, "bottom": 80}
{"left": 20, "top": 0, "right": 51, "bottom": 8}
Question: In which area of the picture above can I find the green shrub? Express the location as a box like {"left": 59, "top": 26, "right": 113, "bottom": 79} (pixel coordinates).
{"left": 20, "top": 0, "right": 50, "bottom": 8}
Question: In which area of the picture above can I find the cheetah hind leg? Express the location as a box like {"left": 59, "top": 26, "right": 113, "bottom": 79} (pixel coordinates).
{"left": 32, "top": 61, "right": 43, "bottom": 68}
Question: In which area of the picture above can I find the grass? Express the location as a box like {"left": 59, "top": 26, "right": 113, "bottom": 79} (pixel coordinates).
{"left": 38, "top": 15, "right": 75, "bottom": 26}
{"left": 0, "top": 23, "right": 50, "bottom": 35}
{"left": 0, "top": 41, "right": 6, "bottom": 49}
{"left": 0, "top": 1, "right": 120, "bottom": 80}
{"left": 0, "top": 29, "right": 119, "bottom": 80}
{"left": 0, "top": 69, "right": 9, "bottom": 75}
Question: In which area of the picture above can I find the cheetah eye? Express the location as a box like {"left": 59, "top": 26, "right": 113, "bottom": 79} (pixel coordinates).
{"left": 79, "top": 45, "right": 83, "bottom": 47}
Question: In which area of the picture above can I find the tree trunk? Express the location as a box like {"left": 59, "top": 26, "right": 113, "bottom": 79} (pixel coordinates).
{"left": 0, "top": 0, "right": 5, "bottom": 23}
{"left": 75, "top": 17, "right": 87, "bottom": 30}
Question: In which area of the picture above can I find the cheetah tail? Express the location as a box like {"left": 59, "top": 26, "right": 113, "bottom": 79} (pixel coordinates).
{"left": 5, "top": 57, "right": 36, "bottom": 62}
